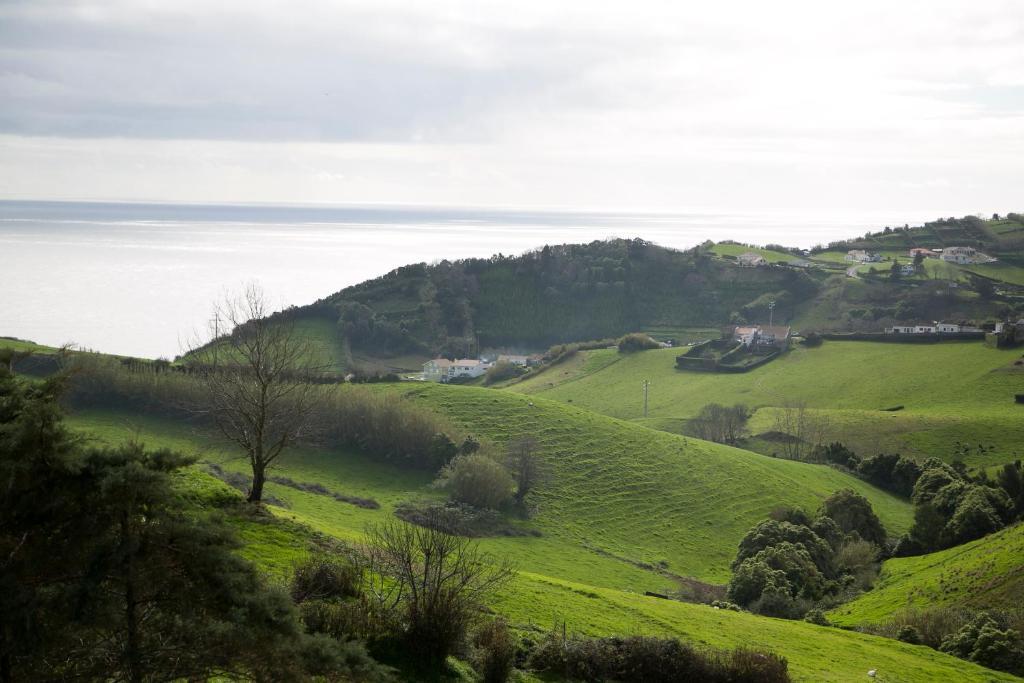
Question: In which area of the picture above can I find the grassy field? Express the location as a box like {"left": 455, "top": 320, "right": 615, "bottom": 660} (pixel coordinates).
{"left": 68, "top": 406, "right": 1014, "bottom": 682}
{"left": 508, "top": 341, "right": 1024, "bottom": 468}
{"left": 708, "top": 242, "right": 805, "bottom": 264}
{"left": 829, "top": 523, "right": 1024, "bottom": 628}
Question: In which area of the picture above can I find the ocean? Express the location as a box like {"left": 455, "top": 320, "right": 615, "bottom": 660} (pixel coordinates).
{"left": 0, "top": 200, "right": 926, "bottom": 358}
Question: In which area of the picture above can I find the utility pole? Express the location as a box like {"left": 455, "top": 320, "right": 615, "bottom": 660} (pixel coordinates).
{"left": 768, "top": 300, "right": 776, "bottom": 327}
{"left": 642, "top": 379, "right": 649, "bottom": 418}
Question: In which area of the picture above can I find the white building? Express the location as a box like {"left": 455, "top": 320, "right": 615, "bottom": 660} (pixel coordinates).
{"left": 886, "top": 325, "right": 916, "bottom": 334}
{"left": 898, "top": 263, "right": 916, "bottom": 275}
{"left": 845, "top": 249, "right": 881, "bottom": 263}
{"left": 497, "top": 354, "right": 530, "bottom": 367}
{"left": 422, "top": 358, "right": 490, "bottom": 382}
{"left": 737, "top": 252, "right": 768, "bottom": 267}
{"left": 936, "top": 323, "right": 961, "bottom": 333}
{"left": 940, "top": 246, "right": 977, "bottom": 264}
{"left": 914, "top": 325, "right": 936, "bottom": 334}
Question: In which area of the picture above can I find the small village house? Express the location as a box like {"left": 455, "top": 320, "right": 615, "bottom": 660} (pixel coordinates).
{"left": 845, "top": 249, "right": 881, "bottom": 263}
{"left": 908, "top": 247, "right": 934, "bottom": 259}
{"left": 940, "top": 246, "right": 977, "bottom": 264}
{"left": 936, "top": 322, "right": 961, "bottom": 333}
{"left": 732, "top": 324, "right": 790, "bottom": 348}
{"left": 898, "top": 263, "right": 916, "bottom": 275}
{"left": 737, "top": 252, "right": 768, "bottom": 267}
{"left": 422, "top": 358, "right": 490, "bottom": 382}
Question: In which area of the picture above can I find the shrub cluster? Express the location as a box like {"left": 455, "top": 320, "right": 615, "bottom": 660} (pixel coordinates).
{"left": 727, "top": 490, "right": 886, "bottom": 618}
{"left": 528, "top": 632, "right": 790, "bottom": 683}
{"left": 617, "top": 332, "right": 660, "bottom": 352}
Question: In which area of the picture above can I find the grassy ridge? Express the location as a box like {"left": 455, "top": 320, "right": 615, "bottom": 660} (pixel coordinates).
{"left": 509, "top": 341, "right": 1024, "bottom": 467}
{"left": 73, "top": 409, "right": 1012, "bottom": 682}
{"left": 389, "top": 384, "right": 912, "bottom": 583}
{"left": 829, "top": 523, "right": 1024, "bottom": 627}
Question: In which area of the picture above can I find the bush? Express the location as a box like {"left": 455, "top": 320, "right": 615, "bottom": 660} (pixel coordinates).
{"left": 483, "top": 360, "right": 525, "bottom": 385}
{"left": 527, "top": 632, "right": 790, "bottom": 683}
{"left": 940, "top": 612, "right": 1024, "bottom": 676}
{"left": 819, "top": 489, "right": 887, "bottom": 547}
{"left": 617, "top": 332, "right": 660, "bottom": 352}
{"left": 435, "top": 454, "right": 515, "bottom": 510}
{"left": 897, "top": 625, "right": 922, "bottom": 645}
{"left": 290, "top": 553, "right": 362, "bottom": 603}
{"left": 804, "top": 609, "right": 830, "bottom": 626}
{"left": 470, "top": 619, "right": 516, "bottom": 683}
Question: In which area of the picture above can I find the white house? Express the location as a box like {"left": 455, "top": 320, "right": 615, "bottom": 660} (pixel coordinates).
{"left": 886, "top": 325, "right": 916, "bottom": 334}
{"left": 845, "top": 249, "right": 881, "bottom": 263}
{"left": 940, "top": 246, "right": 977, "bottom": 264}
{"left": 908, "top": 248, "right": 934, "bottom": 259}
{"left": 732, "top": 325, "right": 790, "bottom": 348}
{"left": 914, "top": 325, "right": 936, "bottom": 334}
{"left": 737, "top": 252, "right": 768, "bottom": 267}
{"left": 936, "top": 323, "right": 961, "bottom": 333}
{"left": 422, "top": 358, "right": 490, "bottom": 382}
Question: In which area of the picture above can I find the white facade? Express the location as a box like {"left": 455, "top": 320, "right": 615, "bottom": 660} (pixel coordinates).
{"left": 914, "top": 325, "right": 936, "bottom": 334}
{"left": 846, "top": 249, "right": 881, "bottom": 263}
{"left": 936, "top": 323, "right": 960, "bottom": 333}
{"left": 422, "top": 358, "right": 490, "bottom": 382}
{"left": 737, "top": 252, "right": 768, "bottom": 267}
{"left": 886, "top": 326, "right": 915, "bottom": 334}
{"left": 940, "top": 246, "right": 976, "bottom": 264}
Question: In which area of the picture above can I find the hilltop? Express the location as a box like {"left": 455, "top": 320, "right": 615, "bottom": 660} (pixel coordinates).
{"left": 272, "top": 213, "right": 1023, "bottom": 373}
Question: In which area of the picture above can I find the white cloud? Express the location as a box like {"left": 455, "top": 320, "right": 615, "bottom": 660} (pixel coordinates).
{"left": 0, "top": 0, "right": 1022, "bottom": 212}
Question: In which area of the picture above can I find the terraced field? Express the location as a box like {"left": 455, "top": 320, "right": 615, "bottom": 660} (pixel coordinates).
{"left": 830, "top": 523, "right": 1024, "bottom": 627}
{"left": 509, "top": 341, "right": 1024, "bottom": 468}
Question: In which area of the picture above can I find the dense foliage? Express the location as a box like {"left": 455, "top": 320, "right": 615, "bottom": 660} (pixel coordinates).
{"left": 0, "top": 369, "right": 384, "bottom": 681}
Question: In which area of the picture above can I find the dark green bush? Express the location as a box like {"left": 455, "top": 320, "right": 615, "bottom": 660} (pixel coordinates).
{"left": 617, "top": 332, "right": 660, "bottom": 352}
{"left": 291, "top": 553, "right": 362, "bottom": 603}
{"left": 470, "top": 619, "right": 516, "bottom": 683}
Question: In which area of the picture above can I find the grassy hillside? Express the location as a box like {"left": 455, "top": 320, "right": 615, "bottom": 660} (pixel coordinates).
{"left": 829, "top": 523, "right": 1024, "bottom": 627}
{"left": 69, "top": 408, "right": 1013, "bottom": 681}
{"left": 509, "top": 341, "right": 1024, "bottom": 468}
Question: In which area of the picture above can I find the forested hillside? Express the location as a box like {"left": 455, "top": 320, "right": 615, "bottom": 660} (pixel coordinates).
{"left": 283, "top": 214, "right": 1023, "bottom": 368}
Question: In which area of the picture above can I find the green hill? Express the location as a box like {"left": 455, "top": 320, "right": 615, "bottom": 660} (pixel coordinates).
{"left": 65, "top": 399, "right": 1014, "bottom": 682}
{"left": 509, "top": 341, "right": 1024, "bottom": 468}
{"left": 829, "top": 523, "right": 1024, "bottom": 628}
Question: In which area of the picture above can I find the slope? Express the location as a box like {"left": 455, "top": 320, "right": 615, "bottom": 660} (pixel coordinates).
{"left": 69, "top": 409, "right": 1013, "bottom": 682}
{"left": 829, "top": 523, "right": 1024, "bottom": 627}
{"left": 509, "top": 341, "right": 1024, "bottom": 468}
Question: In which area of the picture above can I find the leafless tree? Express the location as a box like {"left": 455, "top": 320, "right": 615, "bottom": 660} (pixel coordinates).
{"left": 505, "top": 436, "right": 544, "bottom": 506}
{"left": 773, "top": 401, "right": 831, "bottom": 461}
{"left": 687, "top": 403, "right": 751, "bottom": 445}
{"left": 186, "top": 284, "right": 326, "bottom": 503}
{"left": 362, "top": 515, "right": 514, "bottom": 669}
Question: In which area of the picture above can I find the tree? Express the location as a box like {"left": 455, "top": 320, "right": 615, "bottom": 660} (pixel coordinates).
{"left": 996, "top": 462, "right": 1024, "bottom": 519}
{"left": 0, "top": 368, "right": 366, "bottom": 682}
{"left": 435, "top": 454, "right": 514, "bottom": 510}
{"left": 773, "top": 402, "right": 830, "bottom": 460}
{"left": 187, "top": 284, "right": 326, "bottom": 503}
{"left": 363, "top": 516, "right": 514, "bottom": 671}
{"left": 505, "top": 436, "right": 544, "bottom": 506}
{"left": 819, "top": 489, "right": 887, "bottom": 547}
{"left": 688, "top": 403, "right": 750, "bottom": 445}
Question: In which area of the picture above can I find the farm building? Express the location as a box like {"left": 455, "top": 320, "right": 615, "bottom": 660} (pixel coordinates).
{"left": 908, "top": 247, "right": 934, "bottom": 259}
{"left": 732, "top": 325, "right": 790, "bottom": 348}
{"left": 737, "top": 252, "right": 768, "bottom": 267}
{"left": 845, "top": 249, "right": 881, "bottom": 263}
{"left": 423, "top": 358, "right": 490, "bottom": 382}
{"left": 940, "top": 246, "right": 977, "bottom": 264}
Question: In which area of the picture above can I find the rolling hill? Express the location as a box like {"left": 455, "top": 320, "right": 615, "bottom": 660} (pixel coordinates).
{"left": 65, "top": 394, "right": 1015, "bottom": 682}
{"left": 508, "top": 340, "right": 1024, "bottom": 468}
{"left": 829, "top": 523, "right": 1024, "bottom": 628}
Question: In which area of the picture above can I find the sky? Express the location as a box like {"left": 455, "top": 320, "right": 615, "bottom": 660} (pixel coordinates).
{"left": 1, "top": 0, "right": 1023, "bottom": 214}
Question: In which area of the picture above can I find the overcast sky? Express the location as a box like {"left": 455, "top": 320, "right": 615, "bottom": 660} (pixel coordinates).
{"left": 1, "top": 0, "right": 1022, "bottom": 213}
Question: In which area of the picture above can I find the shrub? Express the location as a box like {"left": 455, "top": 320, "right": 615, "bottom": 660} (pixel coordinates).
{"left": 527, "top": 632, "right": 790, "bottom": 683}
{"left": 897, "top": 625, "right": 922, "bottom": 645}
{"left": 290, "top": 553, "right": 362, "bottom": 603}
{"left": 483, "top": 361, "right": 525, "bottom": 385}
{"left": 800, "top": 332, "right": 823, "bottom": 347}
{"left": 435, "top": 454, "right": 515, "bottom": 510}
{"left": 819, "top": 489, "right": 887, "bottom": 547}
{"left": 617, "top": 332, "right": 660, "bottom": 352}
{"left": 804, "top": 609, "right": 830, "bottom": 626}
{"left": 940, "top": 612, "right": 1024, "bottom": 676}
{"left": 470, "top": 619, "right": 516, "bottom": 683}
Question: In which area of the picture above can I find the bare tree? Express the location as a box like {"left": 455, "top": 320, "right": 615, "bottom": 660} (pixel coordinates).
{"left": 687, "top": 403, "right": 751, "bottom": 445}
{"left": 505, "top": 436, "right": 544, "bottom": 506}
{"left": 186, "top": 284, "right": 325, "bottom": 503}
{"left": 363, "top": 515, "right": 514, "bottom": 669}
{"left": 773, "top": 401, "right": 831, "bottom": 461}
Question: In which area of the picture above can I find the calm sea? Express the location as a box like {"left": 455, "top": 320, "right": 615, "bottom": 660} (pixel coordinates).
{"left": 1, "top": 200, "right": 924, "bottom": 358}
